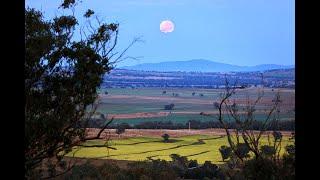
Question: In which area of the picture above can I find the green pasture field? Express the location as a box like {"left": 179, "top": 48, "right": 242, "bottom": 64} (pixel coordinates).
{"left": 98, "top": 87, "right": 294, "bottom": 100}
{"left": 111, "top": 113, "right": 294, "bottom": 126}
{"left": 68, "top": 135, "right": 294, "bottom": 164}
{"left": 95, "top": 87, "right": 295, "bottom": 124}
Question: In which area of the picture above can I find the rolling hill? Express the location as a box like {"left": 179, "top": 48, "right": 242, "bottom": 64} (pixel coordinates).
{"left": 121, "top": 59, "right": 294, "bottom": 72}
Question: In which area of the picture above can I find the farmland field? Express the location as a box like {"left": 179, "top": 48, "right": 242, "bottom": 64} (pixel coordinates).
{"left": 96, "top": 87, "right": 295, "bottom": 126}
{"left": 72, "top": 87, "right": 295, "bottom": 165}
{"left": 68, "top": 133, "right": 294, "bottom": 164}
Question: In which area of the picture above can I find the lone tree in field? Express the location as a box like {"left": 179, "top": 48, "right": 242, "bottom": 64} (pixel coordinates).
{"left": 25, "top": 0, "right": 138, "bottom": 178}
{"left": 116, "top": 125, "right": 126, "bottom": 138}
{"left": 172, "top": 92, "right": 179, "bottom": 97}
{"left": 213, "top": 102, "right": 220, "bottom": 109}
{"left": 162, "top": 133, "right": 170, "bottom": 142}
{"left": 164, "top": 103, "right": 175, "bottom": 110}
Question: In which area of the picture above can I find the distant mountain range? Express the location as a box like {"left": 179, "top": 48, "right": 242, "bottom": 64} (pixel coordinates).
{"left": 120, "top": 59, "right": 294, "bottom": 72}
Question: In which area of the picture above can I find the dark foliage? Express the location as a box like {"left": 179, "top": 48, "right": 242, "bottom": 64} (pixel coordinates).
{"left": 188, "top": 160, "right": 198, "bottom": 168}
{"left": 242, "top": 157, "right": 279, "bottom": 180}
{"left": 285, "top": 144, "right": 295, "bottom": 156}
{"left": 161, "top": 133, "right": 170, "bottom": 142}
{"left": 116, "top": 125, "right": 126, "bottom": 136}
{"left": 66, "top": 163, "right": 103, "bottom": 180}
{"left": 260, "top": 145, "right": 277, "bottom": 157}
{"left": 213, "top": 102, "right": 220, "bottom": 109}
{"left": 241, "top": 147, "right": 295, "bottom": 180}
{"left": 281, "top": 145, "right": 295, "bottom": 178}
{"left": 60, "top": 151, "right": 294, "bottom": 180}
{"left": 108, "top": 120, "right": 295, "bottom": 131}
{"left": 219, "top": 145, "right": 232, "bottom": 162}
{"left": 25, "top": 0, "right": 125, "bottom": 177}
{"left": 185, "top": 161, "right": 224, "bottom": 180}
{"left": 84, "top": 9, "right": 94, "bottom": 18}
{"left": 273, "top": 131, "right": 283, "bottom": 141}
{"left": 164, "top": 103, "right": 175, "bottom": 110}
{"left": 62, "top": 155, "right": 225, "bottom": 180}
{"left": 234, "top": 143, "right": 250, "bottom": 159}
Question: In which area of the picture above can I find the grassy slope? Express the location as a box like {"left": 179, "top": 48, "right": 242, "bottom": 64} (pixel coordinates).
{"left": 68, "top": 135, "right": 294, "bottom": 164}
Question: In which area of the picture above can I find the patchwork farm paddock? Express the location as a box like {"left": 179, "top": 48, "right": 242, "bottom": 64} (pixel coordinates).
{"left": 96, "top": 87, "right": 295, "bottom": 125}
{"left": 67, "top": 87, "right": 294, "bottom": 168}
{"left": 67, "top": 129, "right": 294, "bottom": 165}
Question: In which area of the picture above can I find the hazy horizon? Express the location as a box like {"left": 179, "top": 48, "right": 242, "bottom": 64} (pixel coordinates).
{"left": 26, "top": 0, "right": 295, "bottom": 67}
{"left": 119, "top": 59, "right": 295, "bottom": 68}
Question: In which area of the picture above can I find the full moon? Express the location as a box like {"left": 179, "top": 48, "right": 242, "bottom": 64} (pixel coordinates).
{"left": 160, "top": 20, "right": 174, "bottom": 33}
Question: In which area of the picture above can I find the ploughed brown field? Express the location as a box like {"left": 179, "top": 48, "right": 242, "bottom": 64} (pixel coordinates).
{"left": 85, "top": 128, "right": 293, "bottom": 139}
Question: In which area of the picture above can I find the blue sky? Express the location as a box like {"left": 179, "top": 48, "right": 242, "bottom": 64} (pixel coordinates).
{"left": 26, "top": 0, "right": 295, "bottom": 67}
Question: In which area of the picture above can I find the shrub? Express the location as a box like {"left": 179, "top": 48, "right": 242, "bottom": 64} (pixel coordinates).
{"left": 164, "top": 103, "right": 175, "bottom": 110}
{"left": 63, "top": 155, "right": 225, "bottom": 180}
{"left": 116, "top": 125, "right": 126, "bottom": 137}
{"left": 227, "top": 154, "right": 241, "bottom": 169}
{"left": 260, "top": 145, "right": 276, "bottom": 157}
{"left": 202, "top": 161, "right": 223, "bottom": 178}
{"left": 66, "top": 163, "right": 103, "bottom": 180}
{"left": 188, "top": 160, "right": 198, "bottom": 168}
{"left": 150, "top": 160, "right": 177, "bottom": 180}
{"left": 235, "top": 143, "right": 250, "bottom": 159}
{"left": 170, "top": 154, "right": 188, "bottom": 167}
{"left": 127, "top": 160, "right": 178, "bottom": 180}
{"left": 98, "top": 162, "right": 120, "bottom": 178}
{"left": 185, "top": 161, "right": 224, "bottom": 179}
{"left": 289, "top": 132, "right": 295, "bottom": 140}
{"left": 242, "top": 158, "right": 278, "bottom": 180}
{"left": 219, "top": 145, "right": 232, "bottom": 161}
{"left": 285, "top": 144, "right": 295, "bottom": 156}
{"left": 282, "top": 145, "right": 295, "bottom": 178}
{"left": 99, "top": 113, "right": 106, "bottom": 121}
{"left": 171, "top": 93, "right": 179, "bottom": 97}
{"left": 170, "top": 154, "right": 188, "bottom": 176}
{"left": 162, "top": 134, "right": 170, "bottom": 142}
{"left": 213, "top": 102, "right": 220, "bottom": 109}
{"left": 272, "top": 131, "right": 283, "bottom": 141}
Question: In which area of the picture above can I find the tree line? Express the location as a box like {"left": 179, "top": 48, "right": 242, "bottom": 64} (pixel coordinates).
{"left": 87, "top": 119, "right": 295, "bottom": 131}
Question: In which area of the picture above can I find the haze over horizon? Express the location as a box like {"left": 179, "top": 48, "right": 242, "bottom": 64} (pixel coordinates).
{"left": 119, "top": 59, "right": 294, "bottom": 67}
{"left": 119, "top": 59, "right": 294, "bottom": 72}
{"left": 26, "top": 0, "right": 295, "bottom": 67}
